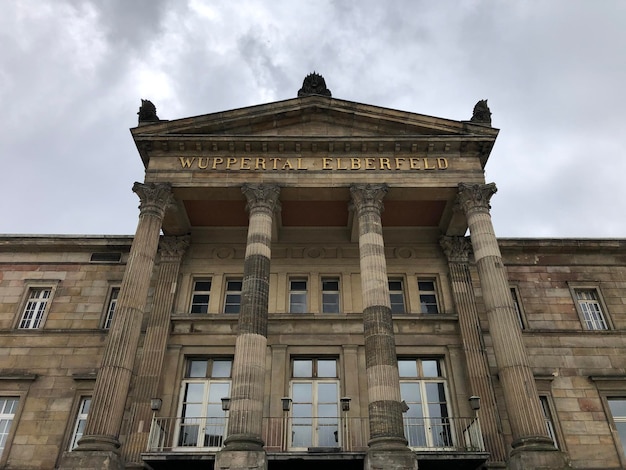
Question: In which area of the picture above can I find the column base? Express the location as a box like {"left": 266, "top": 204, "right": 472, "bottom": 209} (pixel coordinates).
{"left": 56, "top": 450, "right": 125, "bottom": 470}
{"left": 214, "top": 448, "right": 267, "bottom": 470}
{"left": 508, "top": 443, "right": 571, "bottom": 470}
{"left": 365, "top": 438, "right": 417, "bottom": 470}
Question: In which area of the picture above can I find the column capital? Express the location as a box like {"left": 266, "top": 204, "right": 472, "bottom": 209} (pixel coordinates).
{"left": 350, "top": 183, "right": 388, "bottom": 215}
{"left": 132, "top": 182, "right": 174, "bottom": 218}
{"left": 159, "top": 235, "right": 190, "bottom": 262}
{"left": 440, "top": 236, "right": 472, "bottom": 263}
{"left": 242, "top": 183, "right": 281, "bottom": 214}
{"left": 456, "top": 182, "right": 497, "bottom": 215}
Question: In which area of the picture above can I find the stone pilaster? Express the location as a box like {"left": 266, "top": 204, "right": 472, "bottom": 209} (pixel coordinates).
{"left": 457, "top": 183, "right": 569, "bottom": 470}
{"left": 58, "top": 182, "right": 173, "bottom": 470}
{"left": 350, "top": 184, "right": 417, "bottom": 470}
{"left": 124, "top": 235, "right": 190, "bottom": 466}
{"left": 216, "top": 184, "right": 280, "bottom": 470}
{"left": 440, "top": 236, "right": 507, "bottom": 465}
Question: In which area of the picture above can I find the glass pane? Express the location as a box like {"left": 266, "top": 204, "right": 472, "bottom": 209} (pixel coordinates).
{"left": 322, "top": 293, "right": 340, "bottom": 313}
{"left": 318, "top": 422, "right": 339, "bottom": 446}
{"left": 318, "top": 404, "right": 338, "bottom": 418}
{"left": 211, "top": 360, "right": 232, "bottom": 378}
{"left": 292, "top": 424, "right": 312, "bottom": 447}
{"left": 184, "top": 383, "right": 205, "bottom": 402}
{"left": 81, "top": 398, "right": 91, "bottom": 414}
{"left": 208, "top": 383, "right": 230, "bottom": 402}
{"left": 400, "top": 382, "right": 422, "bottom": 403}
{"left": 609, "top": 399, "right": 626, "bottom": 417}
{"left": 323, "top": 280, "right": 339, "bottom": 290}
{"left": 317, "top": 360, "right": 337, "bottom": 378}
{"left": 293, "top": 403, "right": 313, "bottom": 418}
{"left": 615, "top": 422, "right": 626, "bottom": 454}
{"left": 293, "top": 383, "right": 312, "bottom": 402}
{"left": 195, "top": 281, "right": 211, "bottom": 291}
{"left": 398, "top": 360, "right": 418, "bottom": 377}
{"left": 178, "top": 424, "right": 199, "bottom": 446}
{"left": 206, "top": 403, "right": 224, "bottom": 418}
{"left": 389, "top": 280, "right": 402, "bottom": 291}
{"left": 291, "top": 281, "right": 307, "bottom": 290}
{"left": 227, "top": 281, "right": 242, "bottom": 291}
{"left": 418, "top": 281, "right": 435, "bottom": 291}
{"left": 293, "top": 360, "right": 313, "bottom": 377}
{"left": 188, "top": 360, "right": 208, "bottom": 378}
{"left": 182, "top": 403, "right": 202, "bottom": 419}
{"left": 425, "top": 382, "right": 447, "bottom": 403}
{"left": 428, "top": 403, "right": 449, "bottom": 418}
{"left": 422, "top": 360, "right": 441, "bottom": 377}
{"left": 404, "top": 418, "right": 426, "bottom": 447}
{"left": 317, "top": 383, "right": 338, "bottom": 403}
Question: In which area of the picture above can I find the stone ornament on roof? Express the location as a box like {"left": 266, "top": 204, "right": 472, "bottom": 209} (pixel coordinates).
{"left": 138, "top": 99, "right": 159, "bottom": 123}
{"left": 298, "top": 72, "right": 332, "bottom": 97}
{"left": 470, "top": 99, "right": 492, "bottom": 126}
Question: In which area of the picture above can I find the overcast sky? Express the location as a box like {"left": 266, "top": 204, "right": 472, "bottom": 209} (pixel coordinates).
{"left": 2, "top": 0, "right": 625, "bottom": 238}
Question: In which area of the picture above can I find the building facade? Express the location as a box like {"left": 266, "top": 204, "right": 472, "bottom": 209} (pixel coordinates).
{"left": 1, "top": 75, "right": 625, "bottom": 469}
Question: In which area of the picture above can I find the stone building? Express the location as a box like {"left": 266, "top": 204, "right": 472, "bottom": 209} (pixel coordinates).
{"left": 1, "top": 74, "right": 625, "bottom": 469}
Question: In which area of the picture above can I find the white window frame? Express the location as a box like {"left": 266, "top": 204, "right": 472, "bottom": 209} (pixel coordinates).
{"left": 569, "top": 285, "right": 612, "bottom": 331}
{"left": 539, "top": 395, "right": 558, "bottom": 449}
{"left": 102, "top": 287, "right": 120, "bottom": 329}
{"left": 321, "top": 277, "right": 341, "bottom": 314}
{"left": 510, "top": 286, "right": 528, "bottom": 330}
{"left": 417, "top": 278, "right": 439, "bottom": 314}
{"left": 15, "top": 281, "right": 59, "bottom": 330}
{"left": 223, "top": 279, "right": 242, "bottom": 314}
{"left": 69, "top": 396, "right": 91, "bottom": 450}
{"left": 399, "top": 358, "right": 453, "bottom": 449}
{"left": 174, "top": 358, "right": 232, "bottom": 450}
{"left": 0, "top": 397, "right": 19, "bottom": 459}
{"left": 388, "top": 278, "right": 406, "bottom": 314}
{"left": 289, "top": 278, "right": 308, "bottom": 314}
{"left": 606, "top": 396, "right": 626, "bottom": 462}
{"left": 190, "top": 279, "right": 212, "bottom": 314}
{"left": 289, "top": 358, "right": 340, "bottom": 450}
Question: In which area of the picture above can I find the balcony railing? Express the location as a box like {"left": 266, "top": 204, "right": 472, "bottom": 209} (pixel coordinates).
{"left": 147, "top": 416, "right": 484, "bottom": 454}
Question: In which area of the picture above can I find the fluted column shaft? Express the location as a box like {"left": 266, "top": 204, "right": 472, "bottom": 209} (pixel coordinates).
{"left": 77, "top": 182, "right": 173, "bottom": 452}
{"left": 223, "top": 183, "right": 280, "bottom": 450}
{"left": 124, "top": 236, "right": 190, "bottom": 463}
{"left": 440, "top": 236, "right": 507, "bottom": 463}
{"left": 350, "top": 184, "right": 407, "bottom": 449}
{"left": 457, "top": 183, "right": 552, "bottom": 449}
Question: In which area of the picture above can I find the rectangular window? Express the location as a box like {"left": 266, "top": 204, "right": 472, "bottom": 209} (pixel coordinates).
{"left": 608, "top": 398, "right": 626, "bottom": 458}
{"left": 539, "top": 396, "right": 558, "bottom": 449}
{"left": 290, "top": 358, "right": 339, "bottom": 449}
{"left": 289, "top": 279, "right": 308, "bottom": 313}
{"left": 389, "top": 279, "right": 405, "bottom": 314}
{"left": 0, "top": 397, "right": 19, "bottom": 457}
{"left": 69, "top": 397, "right": 91, "bottom": 450}
{"left": 510, "top": 287, "right": 526, "bottom": 330}
{"left": 417, "top": 279, "right": 439, "bottom": 314}
{"left": 177, "top": 358, "right": 232, "bottom": 449}
{"left": 103, "top": 288, "right": 120, "bottom": 329}
{"left": 575, "top": 289, "right": 608, "bottom": 330}
{"left": 322, "top": 278, "right": 340, "bottom": 314}
{"left": 18, "top": 288, "right": 52, "bottom": 329}
{"left": 190, "top": 279, "right": 212, "bottom": 314}
{"left": 399, "top": 358, "right": 451, "bottom": 448}
{"left": 223, "top": 279, "right": 242, "bottom": 314}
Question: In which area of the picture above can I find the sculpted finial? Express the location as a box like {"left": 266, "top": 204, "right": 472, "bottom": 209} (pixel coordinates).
{"left": 298, "top": 72, "right": 332, "bottom": 97}
{"left": 138, "top": 99, "right": 160, "bottom": 123}
{"left": 470, "top": 99, "right": 492, "bottom": 126}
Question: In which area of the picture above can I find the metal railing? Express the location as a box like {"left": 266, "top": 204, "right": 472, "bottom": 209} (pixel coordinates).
{"left": 147, "top": 415, "right": 484, "bottom": 453}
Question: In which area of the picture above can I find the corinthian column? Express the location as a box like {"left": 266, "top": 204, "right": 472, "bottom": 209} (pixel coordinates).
{"left": 59, "top": 182, "right": 173, "bottom": 470}
{"left": 350, "top": 184, "right": 417, "bottom": 470}
{"left": 124, "top": 235, "right": 190, "bottom": 466}
{"left": 439, "top": 236, "right": 507, "bottom": 465}
{"left": 457, "top": 183, "right": 568, "bottom": 470}
{"left": 216, "top": 183, "right": 280, "bottom": 470}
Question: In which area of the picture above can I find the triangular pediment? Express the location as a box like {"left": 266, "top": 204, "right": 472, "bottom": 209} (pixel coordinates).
{"left": 131, "top": 95, "right": 498, "bottom": 139}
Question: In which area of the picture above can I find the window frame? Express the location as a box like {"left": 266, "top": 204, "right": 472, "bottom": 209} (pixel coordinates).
{"left": 417, "top": 278, "right": 440, "bottom": 314}
{"left": 190, "top": 278, "right": 212, "bottom": 315}
{"left": 223, "top": 278, "right": 243, "bottom": 314}
{"left": 538, "top": 395, "right": 559, "bottom": 449}
{"left": 101, "top": 286, "right": 120, "bottom": 329}
{"left": 14, "top": 281, "right": 59, "bottom": 330}
{"left": 569, "top": 284, "right": 613, "bottom": 331}
{"left": 68, "top": 396, "right": 91, "bottom": 451}
{"left": 0, "top": 388, "right": 28, "bottom": 467}
{"left": 388, "top": 277, "right": 406, "bottom": 314}
{"left": 174, "top": 357, "right": 233, "bottom": 450}
{"left": 289, "top": 278, "right": 309, "bottom": 314}
{"left": 321, "top": 277, "right": 341, "bottom": 314}
{"left": 510, "top": 285, "right": 528, "bottom": 330}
